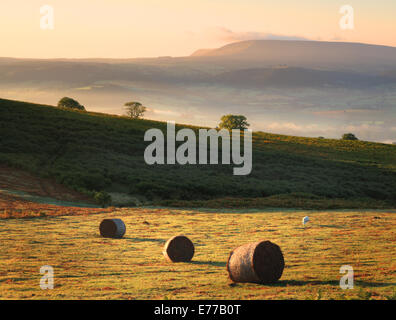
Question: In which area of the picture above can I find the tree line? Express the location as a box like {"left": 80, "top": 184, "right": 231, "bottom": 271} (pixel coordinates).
{"left": 57, "top": 97, "right": 359, "bottom": 139}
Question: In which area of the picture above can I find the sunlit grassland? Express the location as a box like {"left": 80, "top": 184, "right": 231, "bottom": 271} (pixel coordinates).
{"left": 0, "top": 208, "right": 395, "bottom": 300}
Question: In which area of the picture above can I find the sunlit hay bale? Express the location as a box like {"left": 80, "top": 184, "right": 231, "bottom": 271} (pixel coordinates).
{"left": 163, "top": 235, "right": 195, "bottom": 262}
{"left": 99, "top": 218, "right": 126, "bottom": 238}
{"left": 227, "top": 240, "right": 284, "bottom": 284}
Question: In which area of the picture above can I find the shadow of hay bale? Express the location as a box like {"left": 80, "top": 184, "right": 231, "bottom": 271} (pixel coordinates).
{"left": 190, "top": 260, "right": 227, "bottom": 267}
{"left": 127, "top": 237, "right": 165, "bottom": 244}
{"left": 317, "top": 224, "right": 345, "bottom": 228}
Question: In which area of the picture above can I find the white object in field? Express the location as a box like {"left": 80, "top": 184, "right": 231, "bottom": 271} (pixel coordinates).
{"left": 302, "top": 216, "right": 310, "bottom": 226}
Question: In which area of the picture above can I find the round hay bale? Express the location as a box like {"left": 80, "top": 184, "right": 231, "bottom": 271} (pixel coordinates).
{"left": 227, "top": 240, "right": 284, "bottom": 284}
{"left": 99, "top": 219, "right": 126, "bottom": 239}
{"left": 163, "top": 235, "right": 194, "bottom": 262}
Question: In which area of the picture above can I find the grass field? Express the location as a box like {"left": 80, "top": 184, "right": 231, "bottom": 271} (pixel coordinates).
{"left": 0, "top": 97, "right": 395, "bottom": 300}
{"left": 1, "top": 208, "right": 395, "bottom": 300}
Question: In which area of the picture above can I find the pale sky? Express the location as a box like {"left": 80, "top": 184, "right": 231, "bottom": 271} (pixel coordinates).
{"left": 0, "top": 0, "right": 395, "bottom": 58}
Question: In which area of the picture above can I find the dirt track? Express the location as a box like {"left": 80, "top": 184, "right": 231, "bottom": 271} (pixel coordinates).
{"left": 0, "top": 165, "right": 113, "bottom": 218}
{"left": 0, "top": 165, "right": 94, "bottom": 202}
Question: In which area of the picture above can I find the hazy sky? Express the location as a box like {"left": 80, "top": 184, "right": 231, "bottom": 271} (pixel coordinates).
{"left": 0, "top": 0, "right": 395, "bottom": 58}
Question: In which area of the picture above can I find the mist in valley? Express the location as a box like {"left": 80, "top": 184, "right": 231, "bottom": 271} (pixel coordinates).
{"left": 1, "top": 40, "right": 396, "bottom": 143}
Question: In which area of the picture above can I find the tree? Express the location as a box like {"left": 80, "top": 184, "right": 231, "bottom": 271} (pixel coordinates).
{"left": 125, "top": 101, "right": 146, "bottom": 119}
{"left": 218, "top": 115, "right": 250, "bottom": 130}
{"left": 342, "top": 133, "right": 358, "bottom": 141}
{"left": 94, "top": 191, "right": 112, "bottom": 208}
{"left": 57, "top": 97, "right": 85, "bottom": 111}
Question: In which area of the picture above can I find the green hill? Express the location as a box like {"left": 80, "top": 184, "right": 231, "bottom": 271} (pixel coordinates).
{"left": 1, "top": 98, "right": 396, "bottom": 209}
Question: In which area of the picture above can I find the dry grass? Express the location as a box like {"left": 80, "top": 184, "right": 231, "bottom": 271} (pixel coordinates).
{"left": 0, "top": 208, "right": 395, "bottom": 300}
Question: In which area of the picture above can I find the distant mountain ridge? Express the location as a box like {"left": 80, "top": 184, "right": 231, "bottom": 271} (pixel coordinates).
{"left": 191, "top": 40, "right": 396, "bottom": 56}
{"left": 191, "top": 40, "right": 396, "bottom": 74}
{"left": 212, "top": 66, "right": 396, "bottom": 89}
{"left": 1, "top": 57, "right": 395, "bottom": 89}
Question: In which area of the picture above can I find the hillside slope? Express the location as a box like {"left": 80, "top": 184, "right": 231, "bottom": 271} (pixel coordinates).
{"left": 1, "top": 98, "right": 396, "bottom": 208}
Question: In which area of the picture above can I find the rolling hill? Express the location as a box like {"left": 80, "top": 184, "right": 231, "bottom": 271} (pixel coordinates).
{"left": 2, "top": 40, "right": 396, "bottom": 87}
{"left": 191, "top": 40, "right": 396, "bottom": 74}
{"left": 1, "top": 98, "right": 396, "bottom": 209}
{"left": 211, "top": 67, "right": 394, "bottom": 89}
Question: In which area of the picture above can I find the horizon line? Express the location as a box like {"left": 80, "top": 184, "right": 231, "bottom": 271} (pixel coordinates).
{"left": 1, "top": 39, "right": 396, "bottom": 61}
